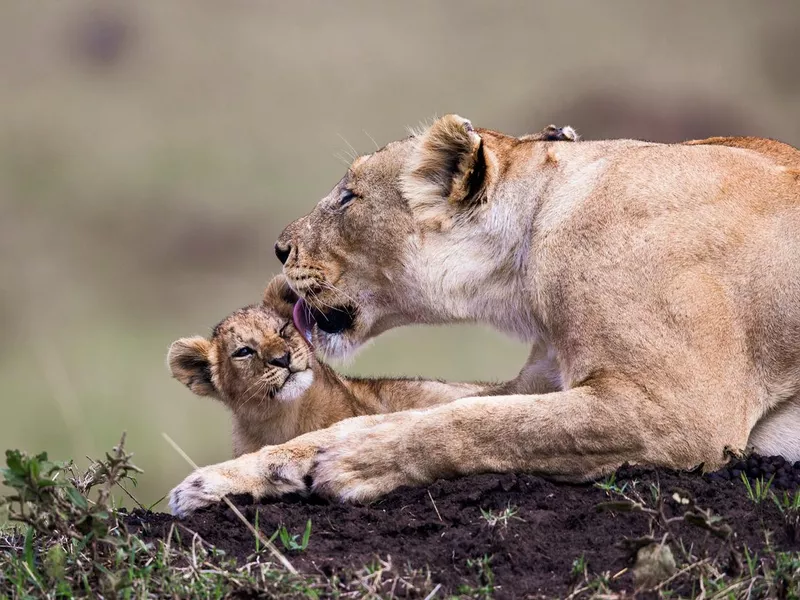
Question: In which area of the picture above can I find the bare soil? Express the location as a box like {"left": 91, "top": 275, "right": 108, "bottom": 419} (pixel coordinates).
{"left": 129, "top": 455, "right": 800, "bottom": 598}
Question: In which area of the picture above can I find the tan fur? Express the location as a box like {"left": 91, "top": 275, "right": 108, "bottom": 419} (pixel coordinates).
{"left": 684, "top": 135, "right": 800, "bottom": 167}
{"left": 521, "top": 124, "right": 579, "bottom": 142}
{"left": 168, "top": 275, "right": 491, "bottom": 458}
{"left": 170, "top": 115, "right": 800, "bottom": 516}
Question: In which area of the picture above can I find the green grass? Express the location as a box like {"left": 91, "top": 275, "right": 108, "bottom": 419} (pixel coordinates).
{"left": 272, "top": 519, "right": 313, "bottom": 553}
{"left": 5, "top": 437, "right": 800, "bottom": 598}
{"left": 0, "top": 437, "right": 440, "bottom": 599}
{"left": 479, "top": 504, "right": 522, "bottom": 528}
{"left": 741, "top": 472, "right": 775, "bottom": 504}
{"left": 458, "top": 555, "right": 495, "bottom": 600}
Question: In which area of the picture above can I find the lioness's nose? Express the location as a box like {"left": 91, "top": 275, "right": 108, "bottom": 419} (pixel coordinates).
{"left": 275, "top": 241, "right": 291, "bottom": 265}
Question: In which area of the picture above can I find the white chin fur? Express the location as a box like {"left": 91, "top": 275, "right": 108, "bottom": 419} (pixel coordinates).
{"left": 274, "top": 370, "right": 314, "bottom": 402}
{"left": 315, "top": 330, "right": 363, "bottom": 361}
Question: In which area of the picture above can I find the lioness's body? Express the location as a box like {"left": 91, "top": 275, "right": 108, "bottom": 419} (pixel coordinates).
{"left": 170, "top": 118, "right": 800, "bottom": 516}
{"left": 684, "top": 135, "right": 800, "bottom": 167}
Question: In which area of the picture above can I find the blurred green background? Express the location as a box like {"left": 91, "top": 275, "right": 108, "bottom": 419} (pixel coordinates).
{"left": 2, "top": 1, "right": 800, "bottom": 510}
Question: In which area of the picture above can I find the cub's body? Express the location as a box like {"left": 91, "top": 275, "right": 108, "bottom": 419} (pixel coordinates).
{"left": 168, "top": 277, "right": 488, "bottom": 456}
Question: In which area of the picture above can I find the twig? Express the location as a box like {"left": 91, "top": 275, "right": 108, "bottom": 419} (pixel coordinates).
{"left": 708, "top": 579, "right": 747, "bottom": 600}
{"left": 423, "top": 583, "right": 442, "bottom": 600}
{"left": 653, "top": 558, "right": 711, "bottom": 591}
{"left": 427, "top": 490, "right": 442, "bottom": 522}
{"left": 114, "top": 481, "right": 146, "bottom": 511}
{"left": 162, "top": 432, "right": 297, "bottom": 575}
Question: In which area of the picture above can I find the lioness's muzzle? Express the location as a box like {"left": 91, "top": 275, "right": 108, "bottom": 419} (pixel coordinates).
{"left": 293, "top": 298, "right": 356, "bottom": 338}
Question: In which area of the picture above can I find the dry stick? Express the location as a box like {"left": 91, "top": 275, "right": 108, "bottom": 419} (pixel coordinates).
{"left": 423, "top": 583, "right": 442, "bottom": 600}
{"left": 162, "top": 433, "right": 297, "bottom": 575}
{"left": 427, "top": 490, "right": 443, "bottom": 522}
{"left": 114, "top": 480, "right": 146, "bottom": 510}
{"left": 652, "top": 557, "right": 711, "bottom": 592}
{"left": 564, "top": 562, "right": 629, "bottom": 599}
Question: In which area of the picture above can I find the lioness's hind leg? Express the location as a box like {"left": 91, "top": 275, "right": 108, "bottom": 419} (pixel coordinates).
{"left": 748, "top": 398, "right": 800, "bottom": 462}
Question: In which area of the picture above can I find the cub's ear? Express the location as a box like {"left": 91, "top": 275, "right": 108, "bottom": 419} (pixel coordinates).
{"left": 401, "top": 114, "right": 487, "bottom": 221}
{"left": 262, "top": 274, "right": 299, "bottom": 320}
{"left": 167, "top": 336, "right": 216, "bottom": 397}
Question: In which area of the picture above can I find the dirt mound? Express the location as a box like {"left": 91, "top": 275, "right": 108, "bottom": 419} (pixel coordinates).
{"left": 128, "top": 455, "right": 800, "bottom": 598}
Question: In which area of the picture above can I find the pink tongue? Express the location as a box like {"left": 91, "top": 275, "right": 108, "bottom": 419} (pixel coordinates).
{"left": 292, "top": 299, "right": 315, "bottom": 344}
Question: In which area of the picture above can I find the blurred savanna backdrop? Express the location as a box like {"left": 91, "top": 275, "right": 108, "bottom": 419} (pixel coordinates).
{"left": 2, "top": 0, "right": 800, "bottom": 509}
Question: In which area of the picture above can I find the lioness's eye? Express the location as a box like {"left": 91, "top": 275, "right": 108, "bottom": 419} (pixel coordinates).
{"left": 232, "top": 346, "right": 255, "bottom": 358}
{"left": 339, "top": 190, "right": 357, "bottom": 207}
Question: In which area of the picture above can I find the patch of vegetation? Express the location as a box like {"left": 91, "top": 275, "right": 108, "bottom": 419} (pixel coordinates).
{"left": 479, "top": 503, "right": 522, "bottom": 528}
{"left": 5, "top": 436, "right": 800, "bottom": 599}
{"left": 457, "top": 555, "right": 495, "bottom": 599}
{"left": 272, "top": 519, "right": 313, "bottom": 553}
{"left": 772, "top": 489, "right": 800, "bottom": 536}
{"left": 741, "top": 472, "right": 775, "bottom": 504}
{"left": 0, "top": 435, "right": 437, "bottom": 599}
{"left": 584, "top": 472, "right": 800, "bottom": 598}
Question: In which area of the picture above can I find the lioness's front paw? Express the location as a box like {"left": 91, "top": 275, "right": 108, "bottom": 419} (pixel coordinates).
{"left": 169, "top": 468, "right": 233, "bottom": 518}
{"left": 311, "top": 422, "right": 421, "bottom": 503}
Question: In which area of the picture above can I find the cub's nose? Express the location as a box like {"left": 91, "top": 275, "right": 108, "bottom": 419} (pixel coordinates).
{"left": 275, "top": 242, "right": 291, "bottom": 265}
{"left": 267, "top": 352, "right": 291, "bottom": 369}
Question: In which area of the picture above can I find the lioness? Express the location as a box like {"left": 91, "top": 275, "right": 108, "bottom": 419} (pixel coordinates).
{"left": 168, "top": 275, "right": 493, "bottom": 457}
{"left": 169, "top": 116, "right": 800, "bottom": 517}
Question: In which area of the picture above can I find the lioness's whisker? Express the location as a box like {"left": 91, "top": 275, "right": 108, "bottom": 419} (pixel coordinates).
{"left": 336, "top": 133, "right": 359, "bottom": 162}
{"left": 318, "top": 279, "right": 358, "bottom": 307}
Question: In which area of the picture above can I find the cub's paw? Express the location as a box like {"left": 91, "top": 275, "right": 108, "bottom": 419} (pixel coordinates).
{"left": 169, "top": 468, "right": 233, "bottom": 518}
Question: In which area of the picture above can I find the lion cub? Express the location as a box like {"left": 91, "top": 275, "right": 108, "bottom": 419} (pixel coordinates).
{"left": 168, "top": 276, "right": 486, "bottom": 457}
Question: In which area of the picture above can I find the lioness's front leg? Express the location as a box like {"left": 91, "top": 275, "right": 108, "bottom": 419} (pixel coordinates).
{"left": 169, "top": 368, "right": 530, "bottom": 517}
{"left": 169, "top": 413, "right": 388, "bottom": 517}
{"left": 311, "top": 382, "right": 744, "bottom": 502}
{"left": 172, "top": 379, "right": 741, "bottom": 513}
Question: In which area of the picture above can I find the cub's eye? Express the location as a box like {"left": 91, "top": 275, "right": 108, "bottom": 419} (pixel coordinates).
{"left": 232, "top": 346, "right": 255, "bottom": 358}
{"left": 339, "top": 190, "right": 357, "bottom": 207}
{"left": 278, "top": 322, "right": 291, "bottom": 338}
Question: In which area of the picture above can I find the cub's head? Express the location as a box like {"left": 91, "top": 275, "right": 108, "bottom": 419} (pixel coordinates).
{"left": 276, "top": 116, "right": 577, "bottom": 358}
{"left": 168, "top": 276, "right": 315, "bottom": 408}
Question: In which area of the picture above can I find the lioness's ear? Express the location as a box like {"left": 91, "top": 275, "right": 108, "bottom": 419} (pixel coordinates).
{"left": 402, "top": 114, "right": 487, "bottom": 218}
{"left": 167, "top": 336, "right": 216, "bottom": 397}
{"left": 262, "top": 274, "right": 298, "bottom": 320}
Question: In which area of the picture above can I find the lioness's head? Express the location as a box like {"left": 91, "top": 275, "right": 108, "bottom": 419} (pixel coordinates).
{"left": 277, "top": 118, "right": 576, "bottom": 357}
{"left": 168, "top": 276, "right": 315, "bottom": 408}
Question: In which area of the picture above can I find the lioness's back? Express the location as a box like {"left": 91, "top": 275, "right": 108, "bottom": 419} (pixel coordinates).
{"left": 685, "top": 136, "right": 800, "bottom": 169}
